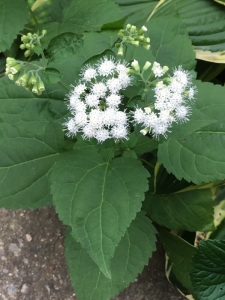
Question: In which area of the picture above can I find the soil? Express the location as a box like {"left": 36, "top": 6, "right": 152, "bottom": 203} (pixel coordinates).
{"left": 0, "top": 207, "right": 187, "bottom": 300}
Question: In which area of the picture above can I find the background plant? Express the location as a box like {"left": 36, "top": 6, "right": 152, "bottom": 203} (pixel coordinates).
{"left": 1, "top": 0, "right": 225, "bottom": 300}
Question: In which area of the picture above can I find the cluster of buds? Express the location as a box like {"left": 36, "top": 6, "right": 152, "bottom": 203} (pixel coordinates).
{"left": 20, "top": 30, "right": 47, "bottom": 57}
{"left": 5, "top": 57, "right": 45, "bottom": 95}
{"left": 115, "top": 24, "right": 150, "bottom": 56}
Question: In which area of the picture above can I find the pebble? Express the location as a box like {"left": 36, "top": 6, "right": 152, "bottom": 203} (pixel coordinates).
{"left": 25, "top": 234, "right": 32, "bottom": 242}
{"left": 21, "top": 284, "right": 29, "bottom": 294}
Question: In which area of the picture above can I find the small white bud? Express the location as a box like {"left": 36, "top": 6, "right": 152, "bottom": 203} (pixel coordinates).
{"left": 144, "top": 107, "right": 151, "bottom": 114}
{"left": 140, "top": 128, "right": 149, "bottom": 135}
{"left": 131, "top": 60, "right": 140, "bottom": 72}
{"left": 143, "top": 61, "right": 151, "bottom": 71}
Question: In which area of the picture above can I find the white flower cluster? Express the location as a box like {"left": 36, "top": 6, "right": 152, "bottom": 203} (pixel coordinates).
{"left": 133, "top": 63, "right": 197, "bottom": 138}
{"left": 64, "top": 57, "right": 132, "bottom": 142}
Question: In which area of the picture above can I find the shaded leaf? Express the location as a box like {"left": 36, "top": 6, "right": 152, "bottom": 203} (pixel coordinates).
{"left": 65, "top": 211, "right": 157, "bottom": 300}
{"left": 190, "top": 240, "right": 225, "bottom": 300}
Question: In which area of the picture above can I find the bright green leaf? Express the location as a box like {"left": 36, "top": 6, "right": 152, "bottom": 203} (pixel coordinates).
{"left": 144, "top": 189, "right": 215, "bottom": 231}
{"left": 42, "top": 68, "right": 63, "bottom": 84}
{"left": 65, "top": 211, "right": 157, "bottom": 300}
{"left": 51, "top": 150, "right": 149, "bottom": 278}
{"left": 0, "top": 0, "right": 30, "bottom": 52}
{"left": 62, "top": 0, "right": 122, "bottom": 32}
{"left": 190, "top": 240, "right": 225, "bottom": 300}
{"left": 159, "top": 229, "right": 196, "bottom": 291}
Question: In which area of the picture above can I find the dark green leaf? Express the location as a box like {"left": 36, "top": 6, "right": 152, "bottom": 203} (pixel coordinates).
{"left": 65, "top": 211, "right": 157, "bottom": 300}
{"left": 62, "top": 0, "right": 122, "bottom": 32}
{"left": 42, "top": 68, "right": 63, "bottom": 84}
{"left": 51, "top": 150, "right": 149, "bottom": 278}
{"left": 144, "top": 189, "right": 215, "bottom": 231}
{"left": 0, "top": 0, "right": 29, "bottom": 52}
{"left": 159, "top": 229, "right": 196, "bottom": 291}
{"left": 190, "top": 240, "right": 225, "bottom": 300}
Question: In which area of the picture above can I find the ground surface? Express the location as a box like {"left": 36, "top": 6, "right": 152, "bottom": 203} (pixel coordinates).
{"left": 0, "top": 207, "right": 187, "bottom": 300}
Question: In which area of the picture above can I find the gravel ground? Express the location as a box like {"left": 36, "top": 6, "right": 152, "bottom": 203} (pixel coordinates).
{"left": 0, "top": 207, "right": 187, "bottom": 300}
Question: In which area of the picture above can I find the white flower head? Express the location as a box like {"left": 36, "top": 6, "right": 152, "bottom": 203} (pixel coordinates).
{"left": 111, "top": 125, "right": 128, "bottom": 140}
{"left": 98, "top": 57, "right": 115, "bottom": 77}
{"left": 74, "top": 83, "right": 86, "bottom": 96}
{"left": 82, "top": 67, "right": 97, "bottom": 81}
{"left": 91, "top": 82, "right": 107, "bottom": 98}
{"left": 152, "top": 62, "right": 164, "bottom": 78}
{"left": 106, "top": 94, "right": 121, "bottom": 107}
{"left": 85, "top": 94, "right": 100, "bottom": 107}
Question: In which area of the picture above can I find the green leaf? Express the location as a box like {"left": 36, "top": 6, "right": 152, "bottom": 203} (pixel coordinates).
{"left": 42, "top": 68, "right": 63, "bottom": 84}
{"left": 0, "top": 0, "right": 30, "bottom": 52}
{"left": 147, "top": 16, "right": 196, "bottom": 71}
{"left": 0, "top": 77, "right": 65, "bottom": 209}
{"left": 158, "top": 81, "right": 225, "bottom": 184}
{"left": 115, "top": 0, "right": 158, "bottom": 27}
{"left": 51, "top": 150, "right": 149, "bottom": 278}
{"left": 159, "top": 229, "right": 196, "bottom": 291}
{"left": 143, "top": 189, "right": 215, "bottom": 231}
{"left": 190, "top": 240, "right": 225, "bottom": 300}
{"left": 152, "top": 0, "right": 225, "bottom": 62}
{"left": 65, "top": 211, "right": 157, "bottom": 300}
{"left": 62, "top": 0, "right": 122, "bottom": 32}
{"left": 48, "top": 31, "right": 118, "bottom": 86}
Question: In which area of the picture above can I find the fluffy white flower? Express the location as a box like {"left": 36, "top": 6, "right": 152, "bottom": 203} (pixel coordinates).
{"left": 89, "top": 109, "right": 104, "bottom": 129}
{"left": 118, "top": 72, "right": 131, "bottom": 89}
{"left": 74, "top": 83, "right": 86, "bottom": 95}
{"left": 74, "top": 112, "right": 88, "bottom": 127}
{"left": 85, "top": 94, "right": 100, "bottom": 107}
{"left": 69, "top": 98, "right": 87, "bottom": 112}
{"left": 98, "top": 57, "right": 115, "bottom": 76}
{"left": 82, "top": 67, "right": 97, "bottom": 81}
{"left": 133, "top": 108, "right": 146, "bottom": 124}
{"left": 95, "top": 129, "right": 110, "bottom": 142}
{"left": 83, "top": 124, "right": 96, "bottom": 139}
{"left": 116, "top": 63, "right": 127, "bottom": 74}
{"left": 111, "top": 125, "right": 128, "bottom": 140}
{"left": 114, "top": 111, "right": 127, "bottom": 126}
{"left": 152, "top": 62, "right": 164, "bottom": 77}
{"left": 91, "top": 82, "right": 107, "bottom": 98}
{"left": 106, "top": 78, "right": 123, "bottom": 93}
{"left": 175, "top": 105, "right": 190, "bottom": 122}
{"left": 106, "top": 94, "right": 121, "bottom": 107}
{"left": 103, "top": 108, "right": 117, "bottom": 127}
{"left": 65, "top": 119, "right": 80, "bottom": 136}
{"left": 173, "top": 66, "right": 190, "bottom": 87}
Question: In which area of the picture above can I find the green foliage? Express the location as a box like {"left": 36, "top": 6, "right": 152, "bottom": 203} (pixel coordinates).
{"left": 0, "top": 0, "right": 30, "bottom": 52}
{"left": 190, "top": 240, "right": 225, "bottom": 300}
{"left": 51, "top": 150, "right": 149, "bottom": 278}
{"left": 159, "top": 229, "right": 196, "bottom": 291}
{"left": 144, "top": 189, "right": 215, "bottom": 231}
{"left": 62, "top": 0, "right": 122, "bottom": 32}
{"left": 65, "top": 211, "right": 157, "bottom": 300}
{"left": 2, "top": 0, "right": 225, "bottom": 299}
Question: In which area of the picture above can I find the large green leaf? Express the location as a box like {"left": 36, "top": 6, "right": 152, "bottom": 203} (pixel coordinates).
{"left": 0, "top": 77, "right": 65, "bottom": 209}
{"left": 152, "top": 0, "right": 225, "bottom": 62}
{"left": 62, "top": 0, "right": 122, "bottom": 32}
{"left": 0, "top": 0, "right": 29, "bottom": 52}
{"left": 65, "top": 211, "right": 157, "bottom": 300}
{"left": 147, "top": 16, "right": 196, "bottom": 71}
{"left": 159, "top": 229, "right": 196, "bottom": 291}
{"left": 144, "top": 189, "right": 215, "bottom": 231}
{"left": 51, "top": 150, "right": 149, "bottom": 278}
{"left": 48, "top": 31, "right": 118, "bottom": 86}
{"left": 158, "top": 81, "right": 225, "bottom": 184}
{"left": 115, "top": 0, "right": 158, "bottom": 27}
{"left": 190, "top": 240, "right": 225, "bottom": 300}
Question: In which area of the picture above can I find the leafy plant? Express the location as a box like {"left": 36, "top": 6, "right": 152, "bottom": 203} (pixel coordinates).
{"left": 1, "top": 0, "right": 225, "bottom": 299}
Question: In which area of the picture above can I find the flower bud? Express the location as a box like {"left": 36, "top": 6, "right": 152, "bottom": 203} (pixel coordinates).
{"left": 117, "top": 45, "right": 124, "bottom": 56}
{"left": 32, "top": 83, "right": 39, "bottom": 94}
{"left": 142, "top": 37, "right": 150, "bottom": 43}
{"left": 37, "top": 80, "right": 45, "bottom": 92}
{"left": 24, "top": 50, "right": 31, "bottom": 57}
{"left": 144, "top": 107, "right": 151, "bottom": 114}
{"left": 10, "top": 64, "right": 21, "bottom": 74}
{"left": 42, "top": 29, "right": 47, "bottom": 35}
{"left": 20, "top": 44, "right": 26, "bottom": 50}
{"left": 131, "top": 60, "right": 140, "bottom": 72}
{"left": 17, "top": 73, "right": 29, "bottom": 85}
{"left": 28, "top": 75, "right": 37, "bottom": 85}
{"left": 21, "top": 35, "right": 29, "bottom": 43}
{"left": 143, "top": 61, "right": 151, "bottom": 71}
{"left": 130, "top": 41, "right": 139, "bottom": 46}
{"left": 142, "top": 44, "right": 150, "bottom": 50}
{"left": 163, "top": 66, "right": 169, "bottom": 74}
{"left": 130, "top": 25, "right": 137, "bottom": 34}
{"left": 138, "top": 26, "right": 147, "bottom": 35}
{"left": 140, "top": 128, "right": 149, "bottom": 135}
{"left": 125, "top": 24, "right": 132, "bottom": 30}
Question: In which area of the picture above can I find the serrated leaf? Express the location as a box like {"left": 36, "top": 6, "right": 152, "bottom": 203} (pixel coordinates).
{"left": 159, "top": 229, "right": 196, "bottom": 291}
{"left": 158, "top": 131, "right": 225, "bottom": 184}
{"left": 0, "top": 77, "right": 65, "bottom": 209}
{"left": 51, "top": 150, "right": 149, "bottom": 278}
{"left": 62, "top": 0, "right": 122, "bottom": 32}
{"left": 143, "top": 189, "right": 215, "bottom": 231}
{"left": 152, "top": 0, "right": 225, "bottom": 62}
{"left": 190, "top": 240, "right": 225, "bottom": 300}
{"left": 65, "top": 211, "right": 157, "bottom": 300}
{"left": 0, "top": 0, "right": 30, "bottom": 52}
